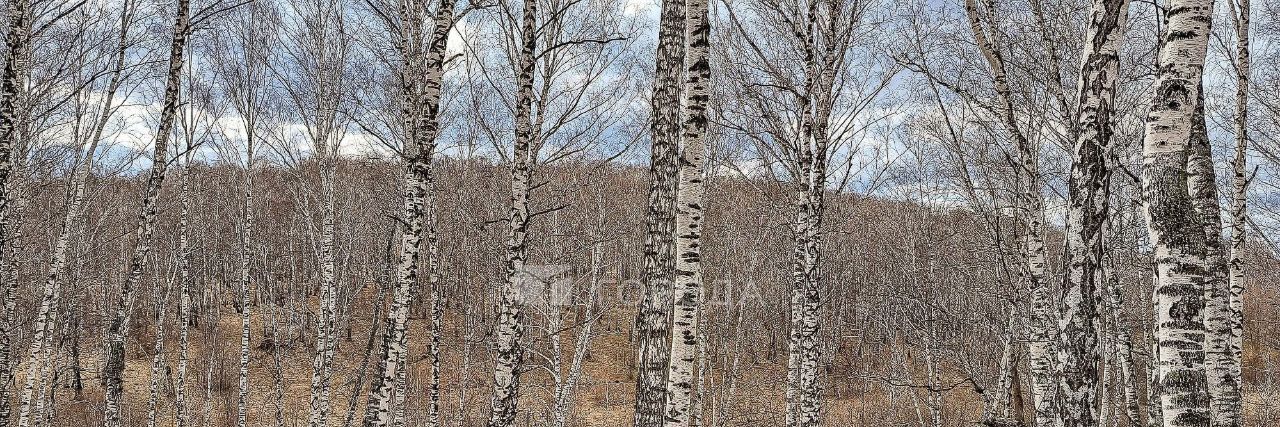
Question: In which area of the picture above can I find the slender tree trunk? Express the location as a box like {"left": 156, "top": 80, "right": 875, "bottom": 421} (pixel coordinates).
{"left": 664, "top": 0, "right": 709, "bottom": 424}
{"left": 964, "top": 2, "right": 1052, "bottom": 425}
{"left": 1059, "top": 2, "right": 1130, "bottom": 426}
{"left": 392, "top": 350, "right": 407, "bottom": 427}
{"left": 343, "top": 274, "right": 386, "bottom": 427}
{"left": 20, "top": 1, "right": 129, "bottom": 420}
{"left": 236, "top": 137, "right": 256, "bottom": 427}
{"left": 487, "top": 3, "right": 536, "bottom": 424}
{"left": 634, "top": 0, "right": 684, "bottom": 423}
{"left": 364, "top": 1, "right": 454, "bottom": 425}
{"left": 31, "top": 288, "right": 58, "bottom": 427}
{"left": 1222, "top": 2, "right": 1249, "bottom": 426}
{"left": 551, "top": 242, "right": 603, "bottom": 427}
{"left": 427, "top": 182, "right": 443, "bottom": 427}
{"left": 176, "top": 144, "right": 193, "bottom": 427}
{"left": 103, "top": 1, "right": 191, "bottom": 423}
{"left": 145, "top": 283, "right": 168, "bottom": 427}
{"left": 786, "top": 4, "right": 836, "bottom": 425}
{"left": 15, "top": 270, "right": 58, "bottom": 427}
{"left": 1140, "top": 1, "right": 1215, "bottom": 426}
{"left": 0, "top": 0, "right": 31, "bottom": 422}
{"left": 270, "top": 306, "right": 287, "bottom": 427}
{"left": 308, "top": 179, "right": 338, "bottom": 427}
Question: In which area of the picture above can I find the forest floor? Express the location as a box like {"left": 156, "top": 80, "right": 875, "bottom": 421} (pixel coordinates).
{"left": 19, "top": 283, "right": 1280, "bottom": 426}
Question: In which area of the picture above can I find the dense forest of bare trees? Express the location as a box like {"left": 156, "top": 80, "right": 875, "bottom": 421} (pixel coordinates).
{"left": 1, "top": 0, "right": 1280, "bottom": 426}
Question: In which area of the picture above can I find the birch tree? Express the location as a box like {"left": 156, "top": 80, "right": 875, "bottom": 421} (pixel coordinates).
{"left": 0, "top": 0, "right": 31, "bottom": 420}
{"left": 720, "top": 1, "right": 894, "bottom": 424}
{"left": 1140, "top": 1, "right": 1216, "bottom": 426}
{"left": 1058, "top": 1, "right": 1130, "bottom": 426}
{"left": 362, "top": 0, "right": 457, "bottom": 424}
{"left": 466, "top": 0, "right": 634, "bottom": 424}
{"left": 212, "top": 3, "right": 277, "bottom": 424}
{"left": 960, "top": 2, "right": 1055, "bottom": 424}
{"left": 664, "top": 0, "right": 709, "bottom": 423}
{"left": 174, "top": 58, "right": 213, "bottom": 427}
{"left": 635, "top": 0, "right": 684, "bottom": 422}
{"left": 486, "top": 2, "right": 538, "bottom": 422}
{"left": 1220, "top": 1, "right": 1249, "bottom": 424}
{"left": 102, "top": 0, "right": 193, "bottom": 423}
{"left": 14, "top": 1, "right": 135, "bottom": 424}
{"left": 274, "top": 0, "right": 350, "bottom": 422}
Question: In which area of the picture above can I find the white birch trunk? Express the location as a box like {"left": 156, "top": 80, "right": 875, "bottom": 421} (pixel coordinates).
{"left": 306, "top": 29, "right": 344, "bottom": 426}
{"left": 550, "top": 242, "right": 603, "bottom": 427}
{"left": 1190, "top": 100, "right": 1238, "bottom": 427}
{"left": 363, "top": 1, "right": 455, "bottom": 425}
{"left": 20, "top": 3, "right": 129, "bottom": 421}
{"left": 785, "top": 3, "right": 840, "bottom": 425}
{"left": 270, "top": 306, "right": 287, "bottom": 427}
{"left": 1059, "top": 1, "right": 1130, "bottom": 426}
{"left": 145, "top": 283, "right": 168, "bottom": 427}
{"left": 963, "top": 2, "right": 1054, "bottom": 425}
{"left": 1215, "top": 2, "right": 1249, "bottom": 426}
{"left": 1140, "top": 1, "right": 1216, "bottom": 426}
{"left": 308, "top": 210, "right": 337, "bottom": 427}
{"left": 664, "top": 0, "right": 709, "bottom": 424}
{"left": 487, "top": 3, "right": 536, "bottom": 424}
{"left": 635, "top": 0, "right": 684, "bottom": 423}
{"left": 0, "top": 0, "right": 30, "bottom": 422}
{"left": 427, "top": 187, "right": 443, "bottom": 427}
{"left": 15, "top": 273, "right": 59, "bottom": 427}
{"left": 392, "top": 350, "right": 407, "bottom": 427}
{"left": 236, "top": 144, "right": 255, "bottom": 427}
{"left": 103, "top": 1, "right": 191, "bottom": 423}
{"left": 176, "top": 139, "right": 193, "bottom": 427}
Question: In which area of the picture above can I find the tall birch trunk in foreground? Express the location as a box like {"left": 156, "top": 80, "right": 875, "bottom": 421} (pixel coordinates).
{"left": 487, "top": 1, "right": 537, "bottom": 425}
{"left": 664, "top": 0, "right": 709, "bottom": 423}
{"left": 0, "top": 0, "right": 30, "bottom": 422}
{"left": 103, "top": 1, "right": 191, "bottom": 424}
{"left": 310, "top": 156, "right": 338, "bottom": 426}
{"left": 1221, "top": 1, "right": 1249, "bottom": 425}
{"left": 783, "top": 3, "right": 846, "bottom": 425}
{"left": 1140, "top": 1, "right": 1215, "bottom": 426}
{"left": 1059, "top": 1, "right": 1129, "bottom": 426}
{"left": 364, "top": 1, "right": 455, "bottom": 424}
{"left": 635, "top": 0, "right": 684, "bottom": 424}
{"left": 963, "top": 2, "right": 1051, "bottom": 424}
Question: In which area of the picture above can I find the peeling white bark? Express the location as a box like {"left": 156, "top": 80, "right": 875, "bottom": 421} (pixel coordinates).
{"left": 0, "top": 0, "right": 30, "bottom": 422}
{"left": 1140, "top": 1, "right": 1216, "bottom": 426}
{"left": 1059, "top": 1, "right": 1129, "bottom": 426}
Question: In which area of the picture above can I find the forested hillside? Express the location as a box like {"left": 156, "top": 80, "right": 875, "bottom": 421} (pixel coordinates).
{"left": 12, "top": 160, "right": 1279, "bottom": 426}
{"left": 1, "top": 0, "right": 1279, "bottom": 426}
